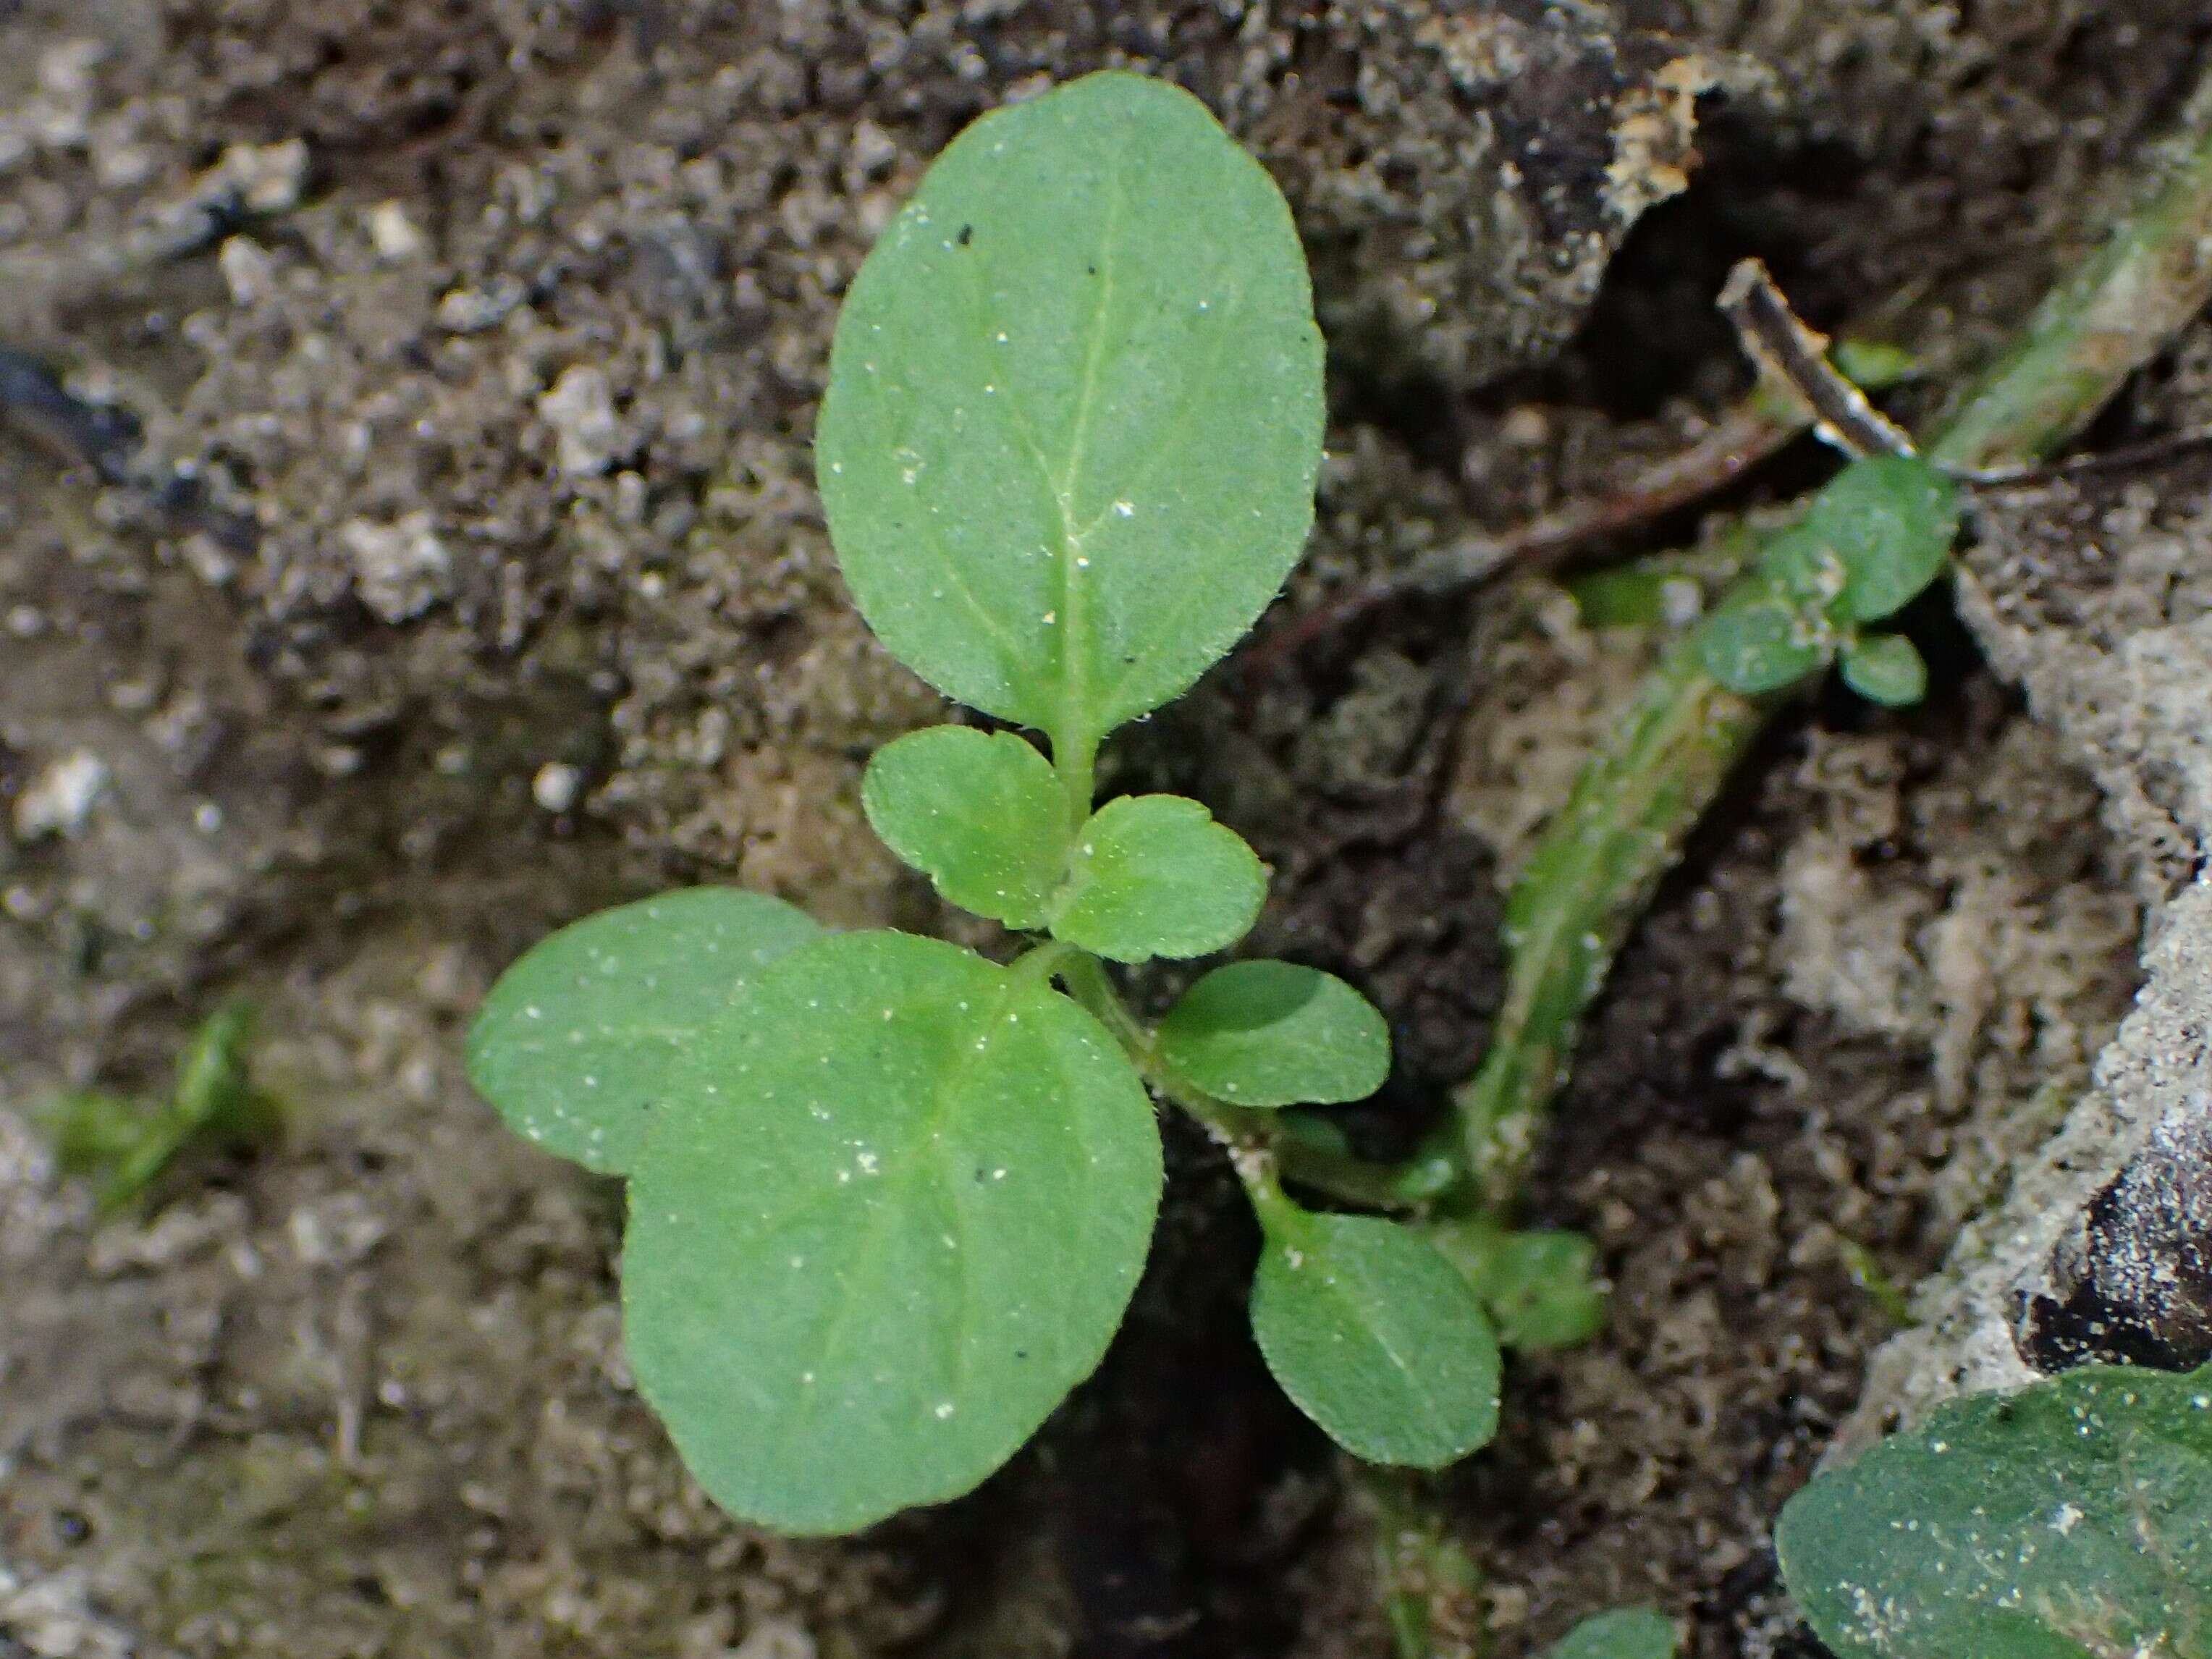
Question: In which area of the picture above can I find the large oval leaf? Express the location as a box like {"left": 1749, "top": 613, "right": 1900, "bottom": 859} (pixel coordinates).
{"left": 1777, "top": 1362, "right": 2212, "bottom": 1659}
{"left": 816, "top": 70, "right": 1325, "bottom": 743}
{"left": 622, "top": 930, "right": 1162, "bottom": 1534}
{"left": 1249, "top": 1207, "right": 1500, "bottom": 1467}
{"left": 465, "top": 887, "right": 823, "bottom": 1175}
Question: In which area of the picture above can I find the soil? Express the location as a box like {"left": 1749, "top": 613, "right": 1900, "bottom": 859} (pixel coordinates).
{"left": 1, "top": 3, "right": 2205, "bottom": 1657}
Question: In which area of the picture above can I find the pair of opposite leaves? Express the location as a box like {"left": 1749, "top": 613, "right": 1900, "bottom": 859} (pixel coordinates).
{"left": 468, "top": 71, "right": 1500, "bottom": 1535}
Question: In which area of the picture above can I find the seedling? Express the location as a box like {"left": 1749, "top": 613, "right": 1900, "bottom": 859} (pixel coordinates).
{"left": 43, "top": 1000, "right": 279, "bottom": 1212}
{"left": 468, "top": 72, "right": 1500, "bottom": 1536}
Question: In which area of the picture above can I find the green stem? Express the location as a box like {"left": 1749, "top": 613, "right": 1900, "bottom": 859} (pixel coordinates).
{"left": 1450, "top": 643, "right": 1764, "bottom": 1210}
{"left": 1057, "top": 951, "right": 1258, "bottom": 1147}
{"left": 1358, "top": 1465, "right": 1485, "bottom": 1659}
{"left": 1929, "top": 69, "right": 2212, "bottom": 474}
{"left": 1445, "top": 58, "right": 2212, "bottom": 1223}
{"left": 1055, "top": 951, "right": 1451, "bottom": 1207}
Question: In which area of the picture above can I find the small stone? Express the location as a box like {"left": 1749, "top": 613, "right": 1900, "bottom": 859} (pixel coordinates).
{"left": 180, "top": 532, "right": 237, "bottom": 587}
{"left": 365, "top": 200, "right": 426, "bottom": 261}
{"left": 13, "top": 750, "right": 109, "bottom": 840}
{"left": 537, "top": 366, "right": 622, "bottom": 478}
{"left": 733, "top": 1620, "right": 816, "bottom": 1659}
{"left": 287, "top": 1192, "right": 389, "bottom": 1268}
{"left": 339, "top": 511, "right": 451, "bottom": 623}
{"left": 218, "top": 235, "right": 277, "bottom": 305}
{"left": 218, "top": 138, "right": 309, "bottom": 214}
{"left": 531, "top": 761, "right": 584, "bottom": 814}
{"left": 435, "top": 276, "right": 524, "bottom": 332}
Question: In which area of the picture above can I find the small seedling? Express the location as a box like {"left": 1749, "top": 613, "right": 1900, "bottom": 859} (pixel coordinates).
{"left": 468, "top": 72, "right": 1500, "bottom": 1535}
{"left": 43, "top": 1000, "right": 279, "bottom": 1212}
{"left": 1778, "top": 1361, "right": 2212, "bottom": 1658}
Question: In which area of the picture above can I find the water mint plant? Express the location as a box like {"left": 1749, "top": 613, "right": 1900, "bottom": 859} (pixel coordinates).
{"left": 467, "top": 70, "right": 1500, "bottom": 1536}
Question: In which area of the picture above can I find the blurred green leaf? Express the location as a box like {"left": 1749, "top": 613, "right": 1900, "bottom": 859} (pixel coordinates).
{"left": 1839, "top": 632, "right": 1929, "bottom": 707}
{"left": 1540, "top": 1608, "right": 1679, "bottom": 1659}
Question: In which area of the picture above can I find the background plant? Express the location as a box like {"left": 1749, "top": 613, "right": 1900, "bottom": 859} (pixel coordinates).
{"left": 468, "top": 70, "right": 1500, "bottom": 1537}
{"left": 1778, "top": 1362, "right": 2212, "bottom": 1658}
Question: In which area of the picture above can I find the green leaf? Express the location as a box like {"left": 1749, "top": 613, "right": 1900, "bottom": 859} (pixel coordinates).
{"left": 816, "top": 70, "right": 1325, "bottom": 744}
{"left": 1777, "top": 1362, "right": 2212, "bottom": 1659}
{"left": 1805, "top": 453, "right": 1961, "bottom": 624}
{"left": 622, "top": 930, "right": 1162, "bottom": 1535}
{"left": 1830, "top": 338, "right": 1920, "bottom": 389}
{"left": 1248, "top": 1204, "right": 1500, "bottom": 1466}
{"left": 1697, "top": 591, "right": 1825, "bottom": 694}
{"left": 1047, "top": 793, "right": 1267, "bottom": 963}
{"left": 1540, "top": 1608, "right": 1679, "bottom": 1659}
{"left": 862, "top": 725, "right": 1070, "bottom": 926}
{"left": 1839, "top": 632, "right": 1928, "bottom": 707}
{"left": 1425, "top": 1220, "right": 1608, "bottom": 1352}
{"left": 41, "top": 1000, "right": 280, "bottom": 1213}
{"left": 1156, "top": 960, "right": 1389, "bottom": 1106}
{"left": 466, "top": 887, "right": 823, "bottom": 1175}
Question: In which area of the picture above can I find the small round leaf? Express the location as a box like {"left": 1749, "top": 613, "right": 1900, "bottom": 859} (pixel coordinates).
{"left": 1048, "top": 794, "right": 1266, "bottom": 963}
{"left": 862, "top": 725, "right": 1069, "bottom": 926}
{"left": 1157, "top": 961, "right": 1389, "bottom": 1107}
{"left": 1249, "top": 1207, "right": 1500, "bottom": 1467}
{"left": 622, "top": 931, "right": 1162, "bottom": 1535}
{"left": 466, "top": 887, "right": 823, "bottom": 1174}
{"left": 1839, "top": 632, "right": 1928, "bottom": 708}
{"left": 1806, "top": 453, "right": 1961, "bottom": 624}
{"left": 1696, "top": 591, "right": 1825, "bottom": 695}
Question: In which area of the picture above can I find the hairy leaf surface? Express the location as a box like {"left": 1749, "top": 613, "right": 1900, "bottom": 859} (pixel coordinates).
{"left": 622, "top": 930, "right": 1162, "bottom": 1534}
{"left": 1777, "top": 1362, "right": 2212, "bottom": 1659}
{"left": 1157, "top": 960, "right": 1389, "bottom": 1106}
{"left": 1047, "top": 793, "right": 1266, "bottom": 963}
{"left": 1809, "top": 453, "right": 1961, "bottom": 624}
{"left": 863, "top": 725, "right": 1070, "bottom": 926}
{"left": 466, "top": 887, "right": 822, "bottom": 1174}
{"left": 816, "top": 71, "right": 1325, "bottom": 743}
{"left": 1249, "top": 1207, "right": 1500, "bottom": 1466}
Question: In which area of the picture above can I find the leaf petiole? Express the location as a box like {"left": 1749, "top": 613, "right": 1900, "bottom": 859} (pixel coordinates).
{"left": 1055, "top": 951, "right": 1453, "bottom": 1209}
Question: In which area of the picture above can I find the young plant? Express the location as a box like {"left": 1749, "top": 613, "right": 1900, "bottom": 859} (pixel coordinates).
{"left": 467, "top": 72, "right": 1501, "bottom": 1536}
{"left": 43, "top": 1000, "right": 279, "bottom": 1213}
{"left": 1777, "top": 1361, "right": 2212, "bottom": 1658}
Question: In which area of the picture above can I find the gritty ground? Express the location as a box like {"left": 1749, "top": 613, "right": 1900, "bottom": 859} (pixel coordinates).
{"left": 1, "top": 1, "right": 2206, "bottom": 1655}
